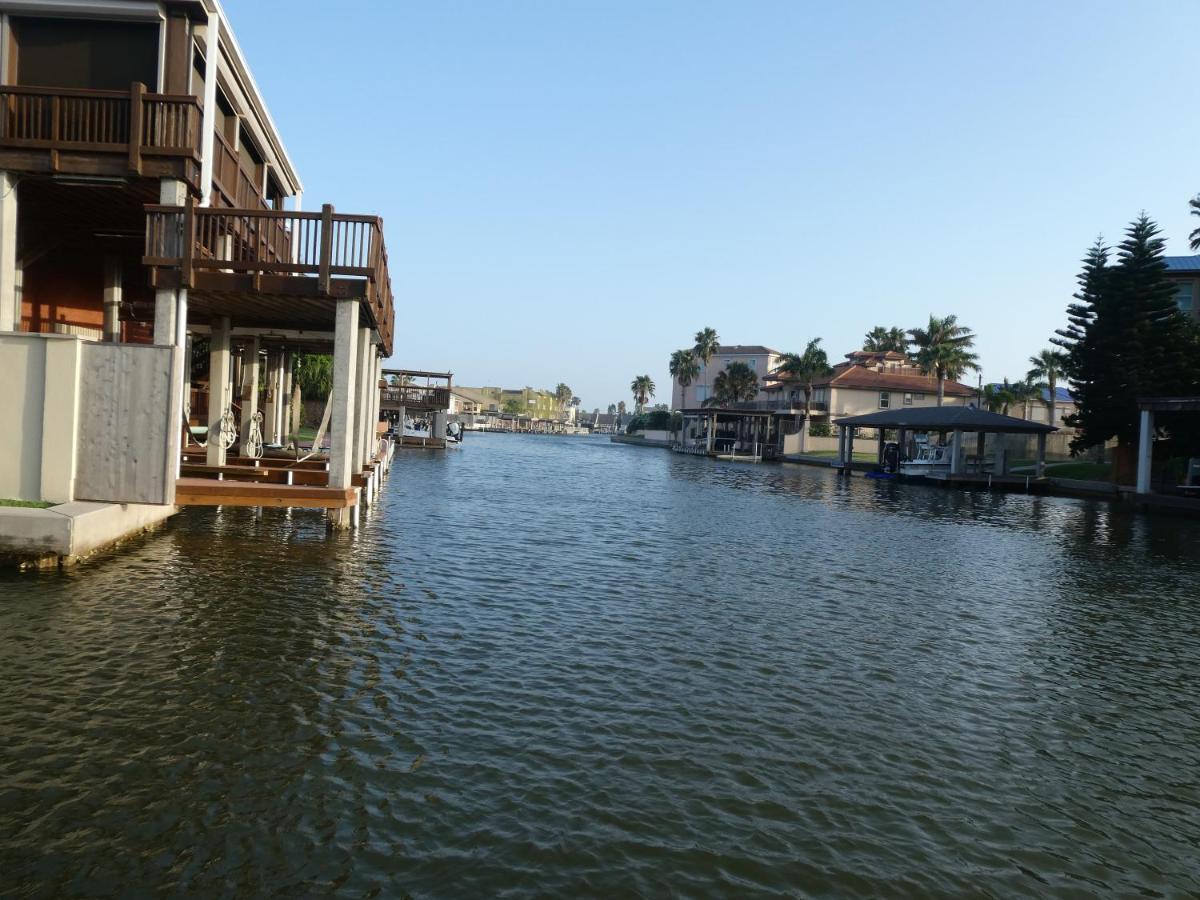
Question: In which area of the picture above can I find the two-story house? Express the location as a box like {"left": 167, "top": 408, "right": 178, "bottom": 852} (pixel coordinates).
{"left": 764, "top": 350, "right": 975, "bottom": 423}
{"left": 0, "top": 0, "right": 396, "bottom": 563}
{"left": 671, "top": 344, "right": 781, "bottom": 408}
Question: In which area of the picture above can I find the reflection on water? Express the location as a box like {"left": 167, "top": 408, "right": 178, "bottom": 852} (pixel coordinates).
{"left": 2, "top": 434, "right": 1199, "bottom": 896}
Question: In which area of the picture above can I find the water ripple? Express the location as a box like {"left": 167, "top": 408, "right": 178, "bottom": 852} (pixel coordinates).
{"left": 2, "top": 434, "right": 1200, "bottom": 896}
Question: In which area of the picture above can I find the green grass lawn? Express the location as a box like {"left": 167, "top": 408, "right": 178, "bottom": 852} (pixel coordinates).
{"left": 0, "top": 499, "right": 54, "bottom": 509}
{"left": 1040, "top": 461, "right": 1112, "bottom": 480}
{"left": 796, "top": 450, "right": 878, "bottom": 462}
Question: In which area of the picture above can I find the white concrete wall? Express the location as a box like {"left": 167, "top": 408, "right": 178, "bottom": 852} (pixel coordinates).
{"left": 0, "top": 333, "right": 83, "bottom": 503}
{"left": 783, "top": 433, "right": 841, "bottom": 455}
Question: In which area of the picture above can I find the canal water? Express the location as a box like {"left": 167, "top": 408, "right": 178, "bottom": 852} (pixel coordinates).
{"left": 2, "top": 433, "right": 1200, "bottom": 897}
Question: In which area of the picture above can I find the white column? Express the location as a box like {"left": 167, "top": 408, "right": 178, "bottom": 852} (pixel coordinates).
{"left": 262, "top": 351, "right": 278, "bottom": 444}
{"left": 950, "top": 429, "right": 963, "bottom": 475}
{"left": 237, "top": 337, "right": 260, "bottom": 455}
{"left": 280, "top": 351, "right": 293, "bottom": 443}
{"left": 1035, "top": 432, "right": 1048, "bottom": 479}
{"left": 206, "top": 316, "right": 232, "bottom": 466}
{"left": 273, "top": 354, "right": 286, "bottom": 441}
{"left": 845, "top": 427, "right": 855, "bottom": 470}
{"left": 353, "top": 327, "right": 372, "bottom": 470}
{"left": 155, "top": 179, "right": 189, "bottom": 346}
{"left": 198, "top": 9, "right": 220, "bottom": 206}
{"left": 329, "top": 300, "right": 359, "bottom": 529}
{"left": 103, "top": 256, "right": 122, "bottom": 342}
{"left": 373, "top": 353, "right": 383, "bottom": 459}
{"left": 1136, "top": 410, "right": 1153, "bottom": 493}
{"left": 0, "top": 171, "right": 18, "bottom": 331}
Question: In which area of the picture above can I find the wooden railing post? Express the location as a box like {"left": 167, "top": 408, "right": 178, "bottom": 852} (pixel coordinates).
{"left": 318, "top": 203, "right": 334, "bottom": 295}
{"left": 181, "top": 198, "right": 195, "bottom": 288}
{"left": 49, "top": 94, "right": 61, "bottom": 172}
{"left": 128, "top": 82, "right": 145, "bottom": 174}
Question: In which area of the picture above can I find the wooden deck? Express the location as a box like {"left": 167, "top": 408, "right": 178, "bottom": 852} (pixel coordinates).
{"left": 175, "top": 477, "right": 357, "bottom": 509}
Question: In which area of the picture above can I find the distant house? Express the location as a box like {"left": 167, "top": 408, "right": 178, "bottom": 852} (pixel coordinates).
{"left": 1164, "top": 256, "right": 1200, "bottom": 323}
{"left": 449, "top": 387, "right": 491, "bottom": 415}
{"left": 672, "top": 344, "right": 781, "bottom": 408}
{"left": 984, "top": 384, "right": 1078, "bottom": 429}
{"left": 763, "top": 350, "right": 975, "bottom": 423}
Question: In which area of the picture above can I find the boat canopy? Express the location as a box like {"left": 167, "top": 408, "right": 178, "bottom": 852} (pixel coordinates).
{"left": 835, "top": 406, "right": 1057, "bottom": 433}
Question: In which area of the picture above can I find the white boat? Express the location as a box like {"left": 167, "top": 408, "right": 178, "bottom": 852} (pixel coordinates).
{"left": 898, "top": 442, "right": 951, "bottom": 476}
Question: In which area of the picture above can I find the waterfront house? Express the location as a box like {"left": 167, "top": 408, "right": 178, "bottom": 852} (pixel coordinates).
{"left": 1164, "top": 256, "right": 1200, "bottom": 323}
{"left": 0, "top": 0, "right": 396, "bottom": 564}
{"left": 671, "top": 344, "right": 781, "bottom": 408}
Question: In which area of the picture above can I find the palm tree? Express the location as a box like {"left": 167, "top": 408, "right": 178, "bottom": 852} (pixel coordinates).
{"left": 908, "top": 314, "right": 980, "bottom": 405}
{"left": 982, "top": 381, "right": 1017, "bottom": 414}
{"left": 774, "top": 338, "right": 833, "bottom": 424}
{"left": 693, "top": 327, "right": 720, "bottom": 402}
{"left": 630, "top": 375, "right": 655, "bottom": 413}
{"left": 1027, "top": 349, "right": 1068, "bottom": 426}
{"left": 1190, "top": 194, "right": 1200, "bottom": 250}
{"left": 705, "top": 361, "right": 758, "bottom": 405}
{"left": 1006, "top": 379, "right": 1041, "bottom": 420}
{"left": 863, "top": 326, "right": 908, "bottom": 353}
{"left": 669, "top": 349, "right": 700, "bottom": 409}
{"left": 554, "top": 383, "right": 573, "bottom": 407}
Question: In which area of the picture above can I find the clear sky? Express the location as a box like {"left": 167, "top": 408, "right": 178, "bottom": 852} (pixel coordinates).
{"left": 228, "top": 0, "right": 1198, "bottom": 411}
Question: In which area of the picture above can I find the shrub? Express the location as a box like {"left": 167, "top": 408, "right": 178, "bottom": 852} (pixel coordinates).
{"left": 809, "top": 421, "right": 832, "bottom": 437}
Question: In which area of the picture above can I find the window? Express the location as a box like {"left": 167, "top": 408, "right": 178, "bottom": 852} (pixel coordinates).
{"left": 1176, "top": 284, "right": 1194, "bottom": 313}
{"left": 695, "top": 385, "right": 708, "bottom": 403}
{"left": 879, "top": 391, "right": 891, "bottom": 409}
{"left": 749, "top": 358, "right": 757, "bottom": 369}
{"left": 916, "top": 393, "right": 925, "bottom": 400}
{"left": 904, "top": 392, "right": 914, "bottom": 406}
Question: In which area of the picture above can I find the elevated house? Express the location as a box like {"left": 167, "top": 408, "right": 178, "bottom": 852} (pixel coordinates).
{"left": 0, "top": 0, "right": 396, "bottom": 564}
{"left": 671, "top": 344, "right": 780, "bottom": 409}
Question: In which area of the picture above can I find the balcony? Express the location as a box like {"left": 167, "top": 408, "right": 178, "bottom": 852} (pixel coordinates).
{"left": 0, "top": 83, "right": 201, "bottom": 188}
{"left": 380, "top": 386, "right": 451, "bottom": 411}
{"left": 144, "top": 202, "right": 394, "bottom": 354}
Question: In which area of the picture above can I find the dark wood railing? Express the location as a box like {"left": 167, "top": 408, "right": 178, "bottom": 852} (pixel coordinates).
{"left": 145, "top": 201, "right": 394, "bottom": 352}
{"left": 0, "top": 83, "right": 200, "bottom": 175}
{"left": 380, "top": 386, "right": 450, "bottom": 410}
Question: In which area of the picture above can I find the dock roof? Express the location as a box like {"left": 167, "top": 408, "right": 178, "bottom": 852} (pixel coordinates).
{"left": 835, "top": 406, "right": 1057, "bottom": 433}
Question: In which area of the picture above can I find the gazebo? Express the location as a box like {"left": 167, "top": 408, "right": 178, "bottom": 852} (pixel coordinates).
{"left": 833, "top": 406, "right": 1057, "bottom": 477}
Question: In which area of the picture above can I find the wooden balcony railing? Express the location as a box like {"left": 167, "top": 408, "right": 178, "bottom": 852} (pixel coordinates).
{"left": 380, "top": 386, "right": 450, "bottom": 410}
{"left": 144, "top": 201, "right": 394, "bottom": 352}
{"left": 0, "top": 82, "right": 200, "bottom": 181}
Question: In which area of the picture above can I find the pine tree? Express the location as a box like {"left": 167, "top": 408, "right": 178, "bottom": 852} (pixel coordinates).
{"left": 1054, "top": 216, "right": 1198, "bottom": 454}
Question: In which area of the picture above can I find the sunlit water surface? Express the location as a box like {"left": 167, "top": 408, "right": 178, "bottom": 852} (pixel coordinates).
{"left": 2, "top": 434, "right": 1200, "bottom": 897}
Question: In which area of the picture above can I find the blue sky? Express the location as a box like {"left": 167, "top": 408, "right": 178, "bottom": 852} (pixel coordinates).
{"left": 229, "top": 0, "right": 1199, "bottom": 411}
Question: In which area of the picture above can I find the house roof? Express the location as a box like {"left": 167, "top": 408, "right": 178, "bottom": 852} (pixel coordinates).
{"left": 817, "top": 366, "right": 975, "bottom": 396}
{"left": 712, "top": 345, "right": 780, "bottom": 356}
{"left": 836, "top": 406, "right": 1057, "bottom": 433}
{"left": 986, "top": 383, "right": 1074, "bottom": 403}
{"left": 1164, "top": 255, "right": 1200, "bottom": 273}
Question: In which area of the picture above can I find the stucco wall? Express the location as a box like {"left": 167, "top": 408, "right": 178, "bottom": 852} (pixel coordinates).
{"left": 673, "top": 350, "right": 780, "bottom": 408}
{"left": 829, "top": 386, "right": 968, "bottom": 419}
{"left": 0, "top": 333, "right": 83, "bottom": 502}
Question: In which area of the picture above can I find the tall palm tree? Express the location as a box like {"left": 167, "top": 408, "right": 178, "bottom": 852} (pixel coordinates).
{"left": 693, "top": 327, "right": 720, "bottom": 402}
{"left": 863, "top": 326, "right": 908, "bottom": 353}
{"left": 630, "top": 375, "right": 655, "bottom": 413}
{"left": 669, "top": 349, "right": 700, "bottom": 409}
{"left": 1027, "top": 349, "right": 1068, "bottom": 427}
{"left": 908, "top": 314, "right": 980, "bottom": 405}
{"left": 705, "top": 361, "right": 758, "bottom": 405}
{"left": 775, "top": 338, "right": 832, "bottom": 423}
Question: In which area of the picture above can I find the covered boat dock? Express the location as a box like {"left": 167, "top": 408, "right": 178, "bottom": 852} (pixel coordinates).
{"left": 833, "top": 406, "right": 1057, "bottom": 484}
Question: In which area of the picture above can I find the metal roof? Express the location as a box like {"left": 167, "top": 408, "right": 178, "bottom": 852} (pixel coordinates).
{"left": 835, "top": 406, "right": 1057, "bottom": 433}
{"left": 986, "top": 383, "right": 1074, "bottom": 402}
{"left": 1164, "top": 255, "right": 1200, "bottom": 272}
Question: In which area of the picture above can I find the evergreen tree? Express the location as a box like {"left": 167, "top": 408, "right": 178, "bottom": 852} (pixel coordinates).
{"left": 1054, "top": 216, "right": 1198, "bottom": 453}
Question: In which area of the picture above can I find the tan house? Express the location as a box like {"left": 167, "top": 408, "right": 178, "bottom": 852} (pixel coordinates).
{"left": 672, "top": 344, "right": 781, "bottom": 408}
{"left": 764, "top": 350, "right": 976, "bottom": 423}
